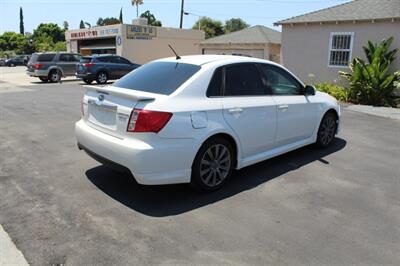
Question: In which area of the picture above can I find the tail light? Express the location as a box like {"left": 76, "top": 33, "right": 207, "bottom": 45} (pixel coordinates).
{"left": 33, "top": 63, "right": 42, "bottom": 69}
{"left": 127, "top": 109, "right": 172, "bottom": 133}
{"left": 83, "top": 63, "right": 95, "bottom": 68}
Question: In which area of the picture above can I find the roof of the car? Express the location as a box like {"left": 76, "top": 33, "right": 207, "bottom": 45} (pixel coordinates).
{"left": 156, "top": 54, "right": 272, "bottom": 66}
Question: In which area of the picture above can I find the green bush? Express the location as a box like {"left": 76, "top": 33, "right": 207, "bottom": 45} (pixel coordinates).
{"left": 315, "top": 83, "right": 349, "bottom": 102}
{"left": 340, "top": 37, "right": 400, "bottom": 107}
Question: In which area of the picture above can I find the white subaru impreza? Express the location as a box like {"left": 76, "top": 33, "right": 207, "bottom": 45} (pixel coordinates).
{"left": 75, "top": 55, "right": 340, "bottom": 191}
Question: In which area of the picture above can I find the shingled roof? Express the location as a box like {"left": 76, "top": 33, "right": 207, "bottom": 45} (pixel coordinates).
{"left": 199, "top": 25, "right": 281, "bottom": 45}
{"left": 275, "top": 0, "right": 400, "bottom": 25}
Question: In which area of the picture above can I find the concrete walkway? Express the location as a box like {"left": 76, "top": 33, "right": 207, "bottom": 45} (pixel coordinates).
{"left": 0, "top": 224, "right": 29, "bottom": 266}
{"left": 346, "top": 104, "right": 400, "bottom": 120}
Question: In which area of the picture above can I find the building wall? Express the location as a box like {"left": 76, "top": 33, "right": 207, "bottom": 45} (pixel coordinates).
{"left": 121, "top": 27, "right": 204, "bottom": 64}
{"left": 281, "top": 20, "right": 400, "bottom": 84}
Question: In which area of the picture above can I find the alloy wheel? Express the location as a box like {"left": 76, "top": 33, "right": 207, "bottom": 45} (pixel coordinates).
{"left": 98, "top": 73, "right": 107, "bottom": 84}
{"left": 199, "top": 144, "right": 231, "bottom": 187}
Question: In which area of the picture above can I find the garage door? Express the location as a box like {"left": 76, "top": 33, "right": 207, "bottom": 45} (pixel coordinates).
{"left": 203, "top": 49, "right": 265, "bottom": 59}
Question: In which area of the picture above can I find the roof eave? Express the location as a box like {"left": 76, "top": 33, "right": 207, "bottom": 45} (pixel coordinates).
{"left": 275, "top": 17, "right": 400, "bottom": 26}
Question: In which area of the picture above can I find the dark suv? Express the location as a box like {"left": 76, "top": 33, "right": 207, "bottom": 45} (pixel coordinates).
{"left": 27, "top": 52, "right": 82, "bottom": 82}
{"left": 75, "top": 55, "right": 140, "bottom": 84}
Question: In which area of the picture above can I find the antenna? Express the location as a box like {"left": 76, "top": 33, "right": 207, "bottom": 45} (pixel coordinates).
{"left": 168, "top": 44, "right": 181, "bottom": 60}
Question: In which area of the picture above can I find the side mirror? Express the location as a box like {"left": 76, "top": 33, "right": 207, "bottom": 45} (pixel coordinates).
{"left": 304, "top": 85, "right": 316, "bottom": 96}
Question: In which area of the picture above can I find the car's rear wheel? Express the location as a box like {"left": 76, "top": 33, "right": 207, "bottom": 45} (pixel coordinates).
{"left": 191, "top": 137, "right": 234, "bottom": 191}
{"left": 39, "top": 77, "right": 48, "bottom": 82}
{"left": 96, "top": 72, "right": 108, "bottom": 84}
{"left": 83, "top": 79, "right": 93, "bottom": 85}
{"left": 316, "top": 112, "right": 337, "bottom": 148}
{"left": 48, "top": 70, "right": 60, "bottom": 83}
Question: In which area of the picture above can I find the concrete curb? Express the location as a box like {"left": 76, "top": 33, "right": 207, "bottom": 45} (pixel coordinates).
{"left": 346, "top": 104, "right": 400, "bottom": 120}
{"left": 0, "top": 224, "right": 29, "bottom": 266}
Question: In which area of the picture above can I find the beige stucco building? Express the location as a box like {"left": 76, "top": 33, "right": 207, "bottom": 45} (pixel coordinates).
{"left": 66, "top": 22, "right": 204, "bottom": 64}
{"left": 275, "top": 0, "right": 400, "bottom": 84}
{"left": 198, "top": 25, "right": 281, "bottom": 63}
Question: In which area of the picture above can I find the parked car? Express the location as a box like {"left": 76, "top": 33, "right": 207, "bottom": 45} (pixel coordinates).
{"left": 27, "top": 52, "right": 82, "bottom": 82}
{"left": 5, "top": 57, "right": 25, "bottom": 67}
{"left": 75, "top": 55, "right": 140, "bottom": 85}
{"left": 75, "top": 55, "right": 341, "bottom": 191}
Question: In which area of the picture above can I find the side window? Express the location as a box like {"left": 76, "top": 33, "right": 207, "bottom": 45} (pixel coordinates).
{"left": 71, "top": 54, "right": 81, "bottom": 62}
{"left": 97, "top": 57, "right": 111, "bottom": 63}
{"left": 224, "top": 64, "right": 266, "bottom": 96}
{"left": 207, "top": 68, "right": 223, "bottom": 97}
{"left": 258, "top": 64, "right": 303, "bottom": 95}
{"left": 118, "top": 57, "right": 131, "bottom": 65}
{"left": 59, "top": 54, "right": 70, "bottom": 62}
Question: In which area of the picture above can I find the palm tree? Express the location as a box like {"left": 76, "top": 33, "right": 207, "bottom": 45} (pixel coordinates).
{"left": 131, "top": 0, "right": 144, "bottom": 18}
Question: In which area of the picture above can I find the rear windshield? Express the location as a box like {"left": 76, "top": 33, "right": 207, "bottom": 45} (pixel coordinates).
{"left": 114, "top": 61, "right": 201, "bottom": 95}
{"left": 36, "top": 54, "right": 56, "bottom": 62}
{"left": 80, "top": 57, "right": 92, "bottom": 63}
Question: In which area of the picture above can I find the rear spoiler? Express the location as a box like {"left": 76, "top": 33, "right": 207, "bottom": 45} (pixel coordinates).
{"left": 84, "top": 85, "right": 156, "bottom": 101}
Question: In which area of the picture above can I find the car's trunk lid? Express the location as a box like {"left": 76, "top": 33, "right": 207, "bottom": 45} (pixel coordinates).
{"left": 83, "top": 86, "right": 159, "bottom": 138}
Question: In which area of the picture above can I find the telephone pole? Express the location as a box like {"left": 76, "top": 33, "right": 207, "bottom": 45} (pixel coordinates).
{"left": 179, "top": 0, "right": 184, "bottom": 28}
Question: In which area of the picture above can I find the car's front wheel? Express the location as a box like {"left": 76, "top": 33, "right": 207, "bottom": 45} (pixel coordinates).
{"left": 316, "top": 112, "right": 337, "bottom": 148}
{"left": 191, "top": 137, "right": 234, "bottom": 191}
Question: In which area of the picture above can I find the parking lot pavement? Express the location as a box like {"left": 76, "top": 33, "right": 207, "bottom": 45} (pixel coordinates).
{"left": 0, "top": 69, "right": 400, "bottom": 265}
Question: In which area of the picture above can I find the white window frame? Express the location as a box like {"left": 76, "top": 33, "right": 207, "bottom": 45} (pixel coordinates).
{"left": 328, "top": 32, "right": 354, "bottom": 68}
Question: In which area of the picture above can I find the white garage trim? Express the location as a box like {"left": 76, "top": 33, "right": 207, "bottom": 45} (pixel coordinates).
{"left": 202, "top": 49, "right": 265, "bottom": 59}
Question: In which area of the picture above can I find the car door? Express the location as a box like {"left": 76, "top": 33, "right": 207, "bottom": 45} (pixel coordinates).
{"left": 58, "top": 54, "right": 75, "bottom": 76}
{"left": 221, "top": 63, "right": 277, "bottom": 159}
{"left": 117, "top": 57, "right": 135, "bottom": 77}
{"left": 258, "top": 64, "right": 318, "bottom": 147}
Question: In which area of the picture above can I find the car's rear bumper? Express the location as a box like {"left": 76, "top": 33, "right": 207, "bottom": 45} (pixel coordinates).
{"left": 76, "top": 73, "right": 96, "bottom": 79}
{"left": 75, "top": 119, "right": 194, "bottom": 185}
{"left": 26, "top": 69, "right": 48, "bottom": 77}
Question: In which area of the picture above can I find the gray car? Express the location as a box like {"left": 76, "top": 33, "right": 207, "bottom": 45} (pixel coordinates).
{"left": 27, "top": 52, "right": 82, "bottom": 83}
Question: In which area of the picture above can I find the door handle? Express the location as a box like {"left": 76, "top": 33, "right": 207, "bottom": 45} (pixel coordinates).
{"left": 228, "top": 107, "right": 243, "bottom": 114}
{"left": 278, "top": 104, "right": 289, "bottom": 110}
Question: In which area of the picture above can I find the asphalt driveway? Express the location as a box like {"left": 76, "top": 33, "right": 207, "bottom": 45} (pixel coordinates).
{"left": 0, "top": 74, "right": 399, "bottom": 265}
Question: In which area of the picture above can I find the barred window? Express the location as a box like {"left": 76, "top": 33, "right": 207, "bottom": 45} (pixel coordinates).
{"left": 328, "top": 32, "right": 354, "bottom": 67}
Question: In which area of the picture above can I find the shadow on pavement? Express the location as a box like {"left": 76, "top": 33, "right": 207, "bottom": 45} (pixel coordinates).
{"left": 86, "top": 138, "right": 346, "bottom": 217}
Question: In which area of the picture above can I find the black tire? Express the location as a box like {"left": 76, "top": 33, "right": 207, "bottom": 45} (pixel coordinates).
{"left": 190, "top": 137, "right": 235, "bottom": 191}
{"left": 83, "top": 79, "right": 93, "bottom": 85}
{"left": 39, "top": 77, "right": 48, "bottom": 83}
{"left": 48, "top": 70, "right": 59, "bottom": 83}
{"left": 96, "top": 72, "right": 108, "bottom": 84}
{"left": 316, "top": 112, "right": 337, "bottom": 148}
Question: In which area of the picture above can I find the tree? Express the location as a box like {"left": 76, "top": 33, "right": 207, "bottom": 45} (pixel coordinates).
{"left": 63, "top": 21, "right": 69, "bottom": 30}
{"left": 119, "top": 8, "right": 123, "bottom": 23}
{"left": 79, "top": 20, "right": 85, "bottom": 29}
{"left": 0, "top": 31, "right": 34, "bottom": 54}
{"left": 140, "top": 10, "right": 162, "bottom": 26}
{"left": 132, "top": 0, "right": 144, "bottom": 18}
{"left": 224, "top": 18, "right": 249, "bottom": 33}
{"left": 19, "top": 7, "right": 24, "bottom": 35}
{"left": 54, "top": 41, "right": 67, "bottom": 51}
{"left": 192, "top": 17, "right": 224, "bottom": 39}
{"left": 96, "top": 17, "right": 120, "bottom": 26}
{"left": 32, "top": 23, "right": 65, "bottom": 44}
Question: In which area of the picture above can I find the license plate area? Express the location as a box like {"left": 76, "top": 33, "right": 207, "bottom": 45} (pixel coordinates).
{"left": 88, "top": 101, "right": 117, "bottom": 130}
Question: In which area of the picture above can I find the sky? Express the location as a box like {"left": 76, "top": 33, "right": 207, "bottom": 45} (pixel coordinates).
{"left": 0, "top": 0, "right": 351, "bottom": 34}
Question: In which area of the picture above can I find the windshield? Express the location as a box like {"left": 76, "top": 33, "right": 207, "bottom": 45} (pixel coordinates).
{"left": 114, "top": 61, "right": 201, "bottom": 95}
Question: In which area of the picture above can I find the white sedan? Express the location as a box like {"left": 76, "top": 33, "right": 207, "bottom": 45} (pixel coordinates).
{"left": 75, "top": 55, "right": 340, "bottom": 191}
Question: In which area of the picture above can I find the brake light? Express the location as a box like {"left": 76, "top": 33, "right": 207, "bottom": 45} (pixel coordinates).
{"left": 127, "top": 109, "right": 172, "bottom": 133}
{"left": 34, "top": 63, "right": 42, "bottom": 70}
{"left": 83, "top": 63, "right": 95, "bottom": 68}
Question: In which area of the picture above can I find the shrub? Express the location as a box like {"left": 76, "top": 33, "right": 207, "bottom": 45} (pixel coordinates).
{"left": 340, "top": 37, "right": 400, "bottom": 106}
{"left": 315, "top": 83, "right": 349, "bottom": 102}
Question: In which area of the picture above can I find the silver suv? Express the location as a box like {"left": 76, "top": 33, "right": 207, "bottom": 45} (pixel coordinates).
{"left": 27, "top": 52, "right": 82, "bottom": 83}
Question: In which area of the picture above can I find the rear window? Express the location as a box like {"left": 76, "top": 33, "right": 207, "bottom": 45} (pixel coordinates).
{"left": 114, "top": 61, "right": 201, "bottom": 95}
{"left": 80, "top": 57, "right": 92, "bottom": 63}
{"left": 36, "top": 54, "right": 56, "bottom": 62}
